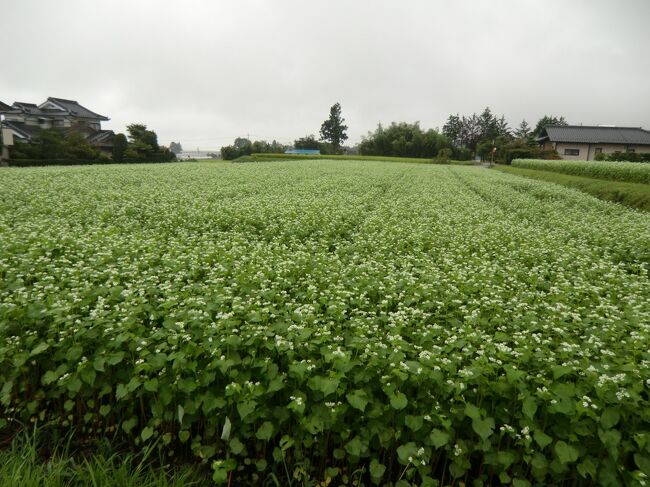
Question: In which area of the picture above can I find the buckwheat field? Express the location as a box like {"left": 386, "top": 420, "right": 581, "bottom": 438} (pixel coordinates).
{"left": 1, "top": 161, "right": 649, "bottom": 485}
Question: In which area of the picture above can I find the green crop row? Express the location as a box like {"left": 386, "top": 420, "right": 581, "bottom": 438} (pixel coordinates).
{"left": 1, "top": 161, "right": 649, "bottom": 486}
{"left": 234, "top": 153, "right": 480, "bottom": 165}
{"left": 512, "top": 158, "right": 650, "bottom": 184}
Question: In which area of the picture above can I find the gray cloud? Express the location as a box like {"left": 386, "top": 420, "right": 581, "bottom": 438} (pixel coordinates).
{"left": 2, "top": 0, "right": 649, "bottom": 149}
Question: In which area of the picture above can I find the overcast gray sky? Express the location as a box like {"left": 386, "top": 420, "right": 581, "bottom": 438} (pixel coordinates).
{"left": 2, "top": 0, "right": 649, "bottom": 149}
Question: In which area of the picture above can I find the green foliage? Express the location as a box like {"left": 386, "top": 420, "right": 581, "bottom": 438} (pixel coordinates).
{"left": 499, "top": 140, "right": 560, "bottom": 163}
{"left": 123, "top": 124, "right": 174, "bottom": 163}
{"left": 359, "top": 122, "right": 452, "bottom": 158}
{"left": 169, "top": 141, "right": 183, "bottom": 154}
{"left": 512, "top": 158, "right": 650, "bottom": 184}
{"left": 442, "top": 107, "right": 512, "bottom": 155}
{"left": 293, "top": 134, "right": 321, "bottom": 150}
{"left": 10, "top": 129, "right": 102, "bottom": 161}
{"left": 533, "top": 115, "right": 568, "bottom": 137}
{"left": 1, "top": 161, "right": 649, "bottom": 484}
{"left": 221, "top": 138, "right": 288, "bottom": 160}
{"left": 596, "top": 151, "right": 650, "bottom": 163}
{"left": 112, "top": 133, "right": 128, "bottom": 163}
{"left": 319, "top": 102, "right": 348, "bottom": 153}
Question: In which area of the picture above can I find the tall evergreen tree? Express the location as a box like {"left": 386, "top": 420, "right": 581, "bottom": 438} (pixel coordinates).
{"left": 320, "top": 103, "right": 348, "bottom": 153}
{"left": 514, "top": 120, "right": 531, "bottom": 139}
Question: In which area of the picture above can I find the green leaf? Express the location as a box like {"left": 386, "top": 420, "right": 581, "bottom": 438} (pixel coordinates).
{"left": 512, "top": 480, "right": 531, "bottom": 487}
{"left": 178, "top": 430, "right": 190, "bottom": 443}
{"left": 229, "top": 437, "right": 245, "bottom": 455}
{"left": 634, "top": 453, "right": 650, "bottom": 475}
{"left": 369, "top": 459, "right": 386, "bottom": 480}
{"left": 141, "top": 426, "right": 154, "bottom": 441}
{"left": 472, "top": 417, "right": 495, "bottom": 441}
{"left": 116, "top": 383, "right": 128, "bottom": 400}
{"left": 0, "top": 381, "right": 12, "bottom": 406}
{"left": 80, "top": 368, "right": 96, "bottom": 386}
{"left": 522, "top": 396, "right": 537, "bottom": 419}
{"left": 143, "top": 378, "right": 158, "bottom": 392}
{"left": 93, "top": 357, "right": 105, "bottom": 372}
{"left": 600, "top": 408, "right": 620, "bottom": 429}
{"left": 237, "top": 400, "right": 256, "bottom": 420}
{"left": 106, "top": 352, "right": 124, "bottom": 366}
{"left": 42, "top": 370, "right": 58, "bottom": 385}
{"left": 65, "top": 345, "right": 83, "bottom": 362}
{"left": 256, "top": 421, "right": 274, "bottom": 441}
{"left": 99, "top": 404, "right": 111, "bottom": 416}
{"left": 307, "top": 376, "right": 339, "bottom": 397}
{"left": 396, "top": 442, "right": 418, "bottom": 465}
{"left": 203, "top": 394, "right": 226, "bottom": 413}
{"left": 598, "top": 429, "right": 621, "bottom": 452}
{"left": 346, "top": 389, "right": 369, "bottom": 412}
{"left": 345, "top": 436, "right": 364, "bottom": 457}
{"left": 534, "top": 430, "right": 552, "bottom": 449}
{"left": 405, "top": 415, "right": 423, "bottom": 431}
{"left": 429, "top": 429, "right": 450, "bottom": 448}
{"left": 121, "top": 416, "right": 138, "bottom": 434}
{"left": 30, "top": 342, "right": 49, "bottom": 357}
{"left": 390, "top": 391, "right": 407, "bottom": 410}
{"left": 66, "top": 376, "right": 82, "bottom": 393}
{"left": 555, "top": 441, "right": 579, "bottom": 464}
{"left": 267, "top": 375, "right": 285, "bottom": 393}
{"left": 577, "top": 457, "right": 597, "bottom": 479}
{"left": 464, "top": 403, "right": 481, "bottom": 420}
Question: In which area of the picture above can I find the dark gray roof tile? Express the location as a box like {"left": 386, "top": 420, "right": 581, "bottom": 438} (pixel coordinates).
{"left": 542, "top": 125, "right": 650, "bottom": 145}
{"left": 46, "top": 97, "right": 109, "bottom": 121}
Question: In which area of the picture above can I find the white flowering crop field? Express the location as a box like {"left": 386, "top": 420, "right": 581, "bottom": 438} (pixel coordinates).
{"left": 1, "top": 161, "right": 649, "bottom": 485}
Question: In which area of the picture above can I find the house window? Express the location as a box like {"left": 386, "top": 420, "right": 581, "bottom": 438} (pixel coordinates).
{"left": 564, "top": 148, "right": 580, "bottom": 156}
{"left": 627, "top": 148, "right": 636, "bottom": 153}
{"left": 594, "top": 148, "right": 602, "bottom": 154}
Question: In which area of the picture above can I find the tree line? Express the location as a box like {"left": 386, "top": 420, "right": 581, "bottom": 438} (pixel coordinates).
{"left": 220, "top": 103, "right": 349, "bottom": 160}
{"left": 219, "top": 103, "right": 567, "bottom": 162}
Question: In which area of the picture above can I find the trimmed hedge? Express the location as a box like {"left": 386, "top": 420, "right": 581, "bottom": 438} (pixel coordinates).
{"left": 512, "top": 158, "right": 650, "bottom": 185}
{"left": 7, "top": 157, "right": 177, "bottom": 167}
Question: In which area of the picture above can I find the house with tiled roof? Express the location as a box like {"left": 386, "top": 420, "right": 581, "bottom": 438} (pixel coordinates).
{"left": 0, "top": 97, "right": 114, "bottom": 155}
{"left": 538, "top": 125, "right": 650, "bottom": 160}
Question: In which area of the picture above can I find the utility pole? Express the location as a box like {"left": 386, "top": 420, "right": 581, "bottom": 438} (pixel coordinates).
{"left": 489, "top": 139, "right": 496, "bottom": 168}
{"left": 0, "top": 114, "right": 7, "bottom": 167}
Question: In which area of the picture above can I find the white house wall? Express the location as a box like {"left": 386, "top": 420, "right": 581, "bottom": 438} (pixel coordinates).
{"left": 543, "top": 141, "right": 650, "bottom": 160}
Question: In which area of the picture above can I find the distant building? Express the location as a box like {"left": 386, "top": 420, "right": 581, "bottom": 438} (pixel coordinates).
{"left": 0, "top": 97, "right": 115, "bottom": 155}
{"left": 538, "top": 125, "right": 650, "bottom": 160}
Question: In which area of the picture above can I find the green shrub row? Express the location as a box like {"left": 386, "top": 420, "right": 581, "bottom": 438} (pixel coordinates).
{"left": 235, "top": 153, "right": 480, "bottom": 165}
{"left": 512, "top": 158, "right": 650, "bottom": 184}
{"left": 6, "top": 157, "right": 177, "bottom": 167}
{"left": 596, "top": 151, "right": 650, "bottom": 163}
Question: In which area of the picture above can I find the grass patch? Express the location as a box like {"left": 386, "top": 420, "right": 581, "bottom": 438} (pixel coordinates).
{"left": 232, "top": 152, "right": 480, "bottom": 165}
{"left": 0, "top": 427, "right": 208, "bottom": 487}
{"left": 495, "top": 165, "right": 650, "bottom": 211}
